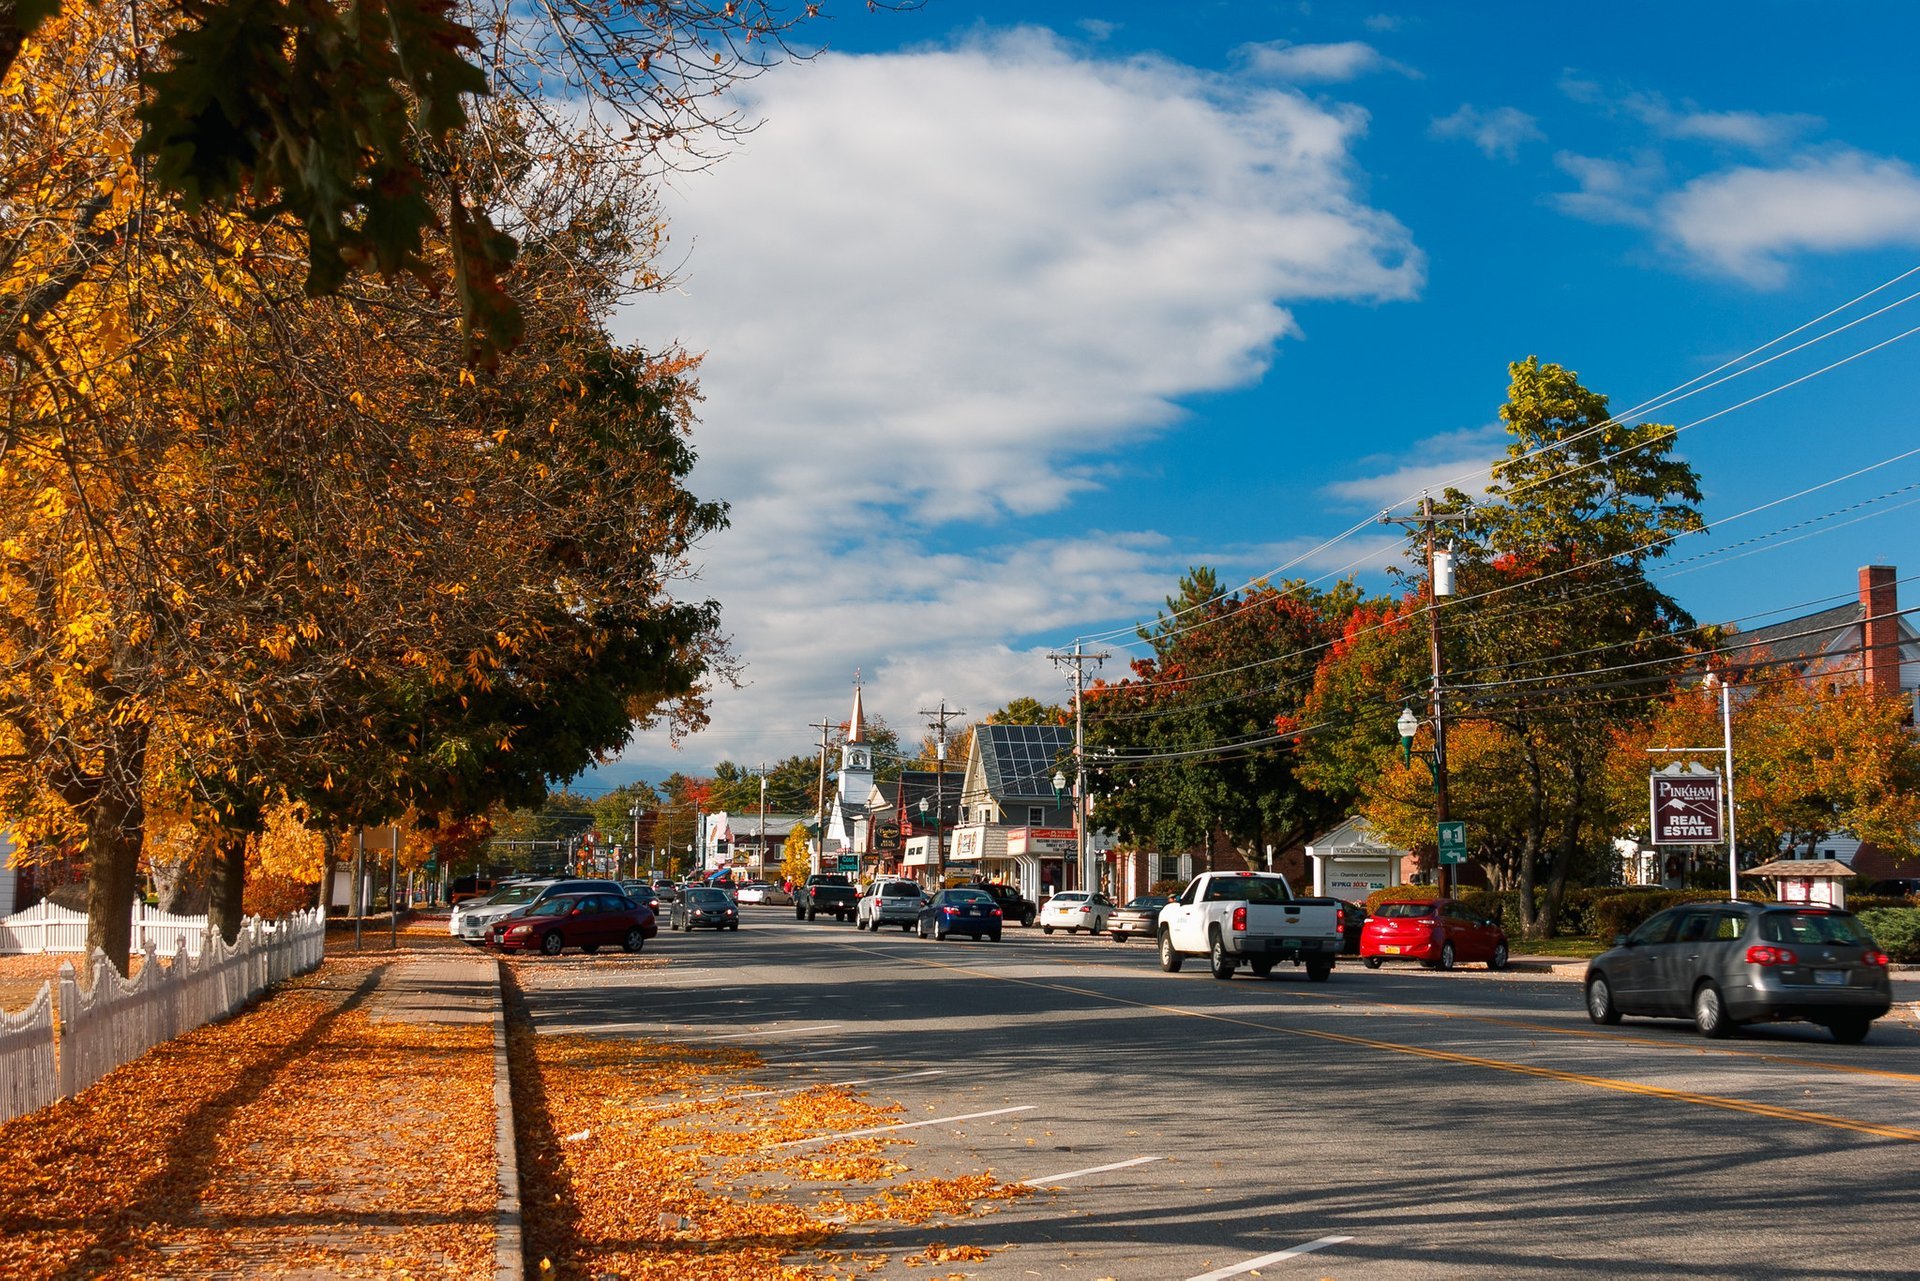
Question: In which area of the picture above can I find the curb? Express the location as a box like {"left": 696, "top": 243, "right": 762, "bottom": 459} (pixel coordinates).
{"left": 492, "top": 958, "right": 523, "bottom": 1281}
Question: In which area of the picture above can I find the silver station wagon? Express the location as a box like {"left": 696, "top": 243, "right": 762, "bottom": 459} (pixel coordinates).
{"left": 1584, "top": 901, "right": 1893, "bottom": 1043}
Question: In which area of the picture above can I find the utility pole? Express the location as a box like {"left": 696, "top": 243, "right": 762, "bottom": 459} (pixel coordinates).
{"left": 1049, "top": 640, "right": 1109, "bottom": 894}
{"left": 811, "top": 718, "right": 834, "bottom": 877}
{"left": 919, "top": 700, "right": 964, "bottom": 887}
{"left": 757, "top": 766, "right": 769, "bottom": 881}
{"left": 1382, "top": 496, "right": 1463, "bottom": 894}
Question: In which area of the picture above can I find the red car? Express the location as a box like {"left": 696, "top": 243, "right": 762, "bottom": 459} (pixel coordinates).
{"left": 485, "top": 892, "right": 657, "bottom": 956}
{"left": 1361, "top": 898, "right": 1509, "bottom": 971}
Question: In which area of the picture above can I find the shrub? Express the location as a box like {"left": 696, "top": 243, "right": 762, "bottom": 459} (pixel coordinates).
{"left": 1590, "top": 889, "right": 1766, "bottom": 942}
{"left": 1855, "top": 909, "right": 1920, "bottom": 963}
{"left": 1365, "top": 883, "right": 1438, "bottom": 913}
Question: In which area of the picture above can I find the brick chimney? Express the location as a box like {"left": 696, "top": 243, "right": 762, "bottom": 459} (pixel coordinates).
{"left": 1859, "top": 565, "right": 1899, "bottom": 695}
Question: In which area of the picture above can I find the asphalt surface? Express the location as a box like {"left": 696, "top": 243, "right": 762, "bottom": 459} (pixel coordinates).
{"left": 516, "top": 908, "right": 1920, "bottom": 1280}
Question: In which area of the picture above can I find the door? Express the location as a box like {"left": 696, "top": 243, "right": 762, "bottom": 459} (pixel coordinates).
{"left": 1650, "top": 908, "right": 1718, "bottom": 1016}
{"left": 1612, "top": 908, "right": 1683, "bottom": 1012}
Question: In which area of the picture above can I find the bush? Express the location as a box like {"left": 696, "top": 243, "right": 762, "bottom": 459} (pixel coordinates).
{"left": 1855, "top": 909, "right": 1920, "bottom": 963}
{"left": 1365, "top": 883, "right": 1438, "bottom": 913}
{"left": 1590, "top": 889, "right": 1767, "bottom": 942}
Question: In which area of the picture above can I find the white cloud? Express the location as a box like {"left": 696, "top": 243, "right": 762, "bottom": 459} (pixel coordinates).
{"left": 609, "top": 28, "right": 1422, "bottom": 770}
{"left": 1623, "top": 93, "right": 1821, "bottom": 152}
{"left": 1320, "top": 426, "right": 1507, "bottom": 511}
{"left": 1363, "top": 14, "right": 1405, "bottom": 33}
{"left": 1551, "top": 150, "right": 1662, "bottom": 227}
{"left": 1429, "top": 104, "right": 1544, "bottom": 162}
{"left": 1238, "top": 40, "right": 1397, "bottom": 83}
{"left": 1657, "top": 150, "right": 1920, "bottom": 286}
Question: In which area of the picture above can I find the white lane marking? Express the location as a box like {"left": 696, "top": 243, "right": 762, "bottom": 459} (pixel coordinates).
{"left": 774, "top": 1104, "right": 1036, "bottom": 1148}
{"left": 732, "top": 1068, "right": 945, "bottom": 1098}
{"left": 1019, "top": 1155, "right": 1163, "bottom": 1186}
{"left": 759, "top": 1044, "right": 877, "bottom": 1062}
{"left": 695, "top": 1023, "right": 843, "bottom": 1039}
{"left": 1184, "top": 1236, "right": 1353, "bottom": 1281}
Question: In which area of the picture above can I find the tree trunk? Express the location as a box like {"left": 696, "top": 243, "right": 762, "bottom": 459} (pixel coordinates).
{"left": 208, "top": 829, "right": 249, "bottom": 944}
{"left": 1516, "top": 738, "right": 1547, "bottom": 936}
{"left": 82, "top": 718, "right": 151, "bottom": 977}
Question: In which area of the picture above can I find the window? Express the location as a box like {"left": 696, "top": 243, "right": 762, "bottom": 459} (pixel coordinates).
{"left": 1628, "top": 910, "right": 1681, "bottom": 946}
{"left": 1158, "top": 854, "right": 1182, "bottom": 883}
{"left": 1674, "top": 912, "right": 1713, "bottom": 944}
{"left": 1028, "top": 806, "right": 1045, "bottom": 826}
{"left": 1712, "top": 912, "right": 1745, "bottom": 941}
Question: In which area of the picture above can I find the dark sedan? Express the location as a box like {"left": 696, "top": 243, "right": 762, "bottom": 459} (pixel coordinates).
{"left": 1584, "top": 901, "right": 1893, "bottom": 1042}
{"left": 671, "top": 886, "right": 740, "bottom": 931}
{"left": 917, "top": 887, "right": 1003, "bottom": 941}
{"left": 1108, "top": 894, "right": 1170, "bottom": 942}
{"left": 484, "top": 893, "right": 656, "bottom": 956}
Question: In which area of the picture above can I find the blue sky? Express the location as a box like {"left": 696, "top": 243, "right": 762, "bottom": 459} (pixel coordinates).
{"left": 593, "top": 1, "right": 1920, "bottom": 793}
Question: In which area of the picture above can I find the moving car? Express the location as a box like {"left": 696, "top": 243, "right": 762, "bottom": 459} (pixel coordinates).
{"left": 1157, "top": 872, "right": 1344, "bottom": 981}
{"left": 1584, "top": 902, "right": 1893, "bottom": 1042}
{"left": 795, "top": 874, "right": 859, "bottom": 922}
{"left": 619, "top": 881, "right": 662, "bottom": 917}
{"left": 856, "top": 880, "right": 928, "bottom": 932}
{"left": 917, "top": 887, "right": 1003, "bottom": 941}
{"left": 1108, "top": 894, "right": 1170, "bottom": 942}
{"left": 1039, "top": 890, "right": 1115, "bottom": 935}
{"left": 671, "top": 886, "right": 740, "bottom": 931}
{"left": 1361, "top": 898, "right": 1509, "bottom": 971}
{"left": 483, "top": 892, "right": 656, "bottom": 956}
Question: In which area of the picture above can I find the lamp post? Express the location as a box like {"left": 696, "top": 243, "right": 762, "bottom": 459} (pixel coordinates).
{"left": 1704, "top": 673, "right": 1740, "bottom": 901}
{"left": 1052, "top": 770, "right": 1083, "bottom": 892}
{"left": 917, "top": 796, "right": 936, "bottom": 889}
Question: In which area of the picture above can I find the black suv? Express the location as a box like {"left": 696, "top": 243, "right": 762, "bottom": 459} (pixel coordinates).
{"left": 972, "top": 881, "right": 1037, "bottom": 927}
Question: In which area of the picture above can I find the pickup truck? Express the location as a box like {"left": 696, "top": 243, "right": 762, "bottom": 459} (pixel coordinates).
{"left": 794, "top": 873, "right": 859, "bottom": 922}
{"left": 1156, "top": 871, "right": 1343, "bottom": 981}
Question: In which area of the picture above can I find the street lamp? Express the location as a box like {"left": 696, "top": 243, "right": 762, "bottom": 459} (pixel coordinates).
{"left": 918, "top": 796, "right": 937, "bottom": 887}
{"left": 1396, "top": 707, "right": 1420, "bottom": 764}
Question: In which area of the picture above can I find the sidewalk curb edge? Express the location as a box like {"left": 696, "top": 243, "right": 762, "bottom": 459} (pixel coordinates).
{"left": 493, "top": 957, "right": 524, "bottom": 1281}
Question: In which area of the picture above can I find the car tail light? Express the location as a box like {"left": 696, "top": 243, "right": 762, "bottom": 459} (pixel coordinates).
{"left": 990, "top": 907, "right": 1003, "bottom": 917}
{"left": 1746, "top": 945, "right": 1797, "bottom": 966}
{"left": 943, "top": 906, "right": 958, "bottom": 915}
{"left": 1231, "top": 906, "right": 1247, "bottom": 932}
{"left": 1862, "top": 950, "right": 1890, "bottom": 967}
{"left": 1335, "top": 907, "right": 1346, "bottom": 930}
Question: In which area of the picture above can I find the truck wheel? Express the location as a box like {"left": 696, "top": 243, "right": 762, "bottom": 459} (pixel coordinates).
{"left": 1208, "top": 930, "right": 1235, "bottom": 980}
{"left": 1249, "top": 959, "right": 1275, "bottom": 978}
{"left": 1158, "top": 927, "right": 1184, "bottom": 973}
{"left": 1306, "top": 958, "right": 1334, "bottom": 982}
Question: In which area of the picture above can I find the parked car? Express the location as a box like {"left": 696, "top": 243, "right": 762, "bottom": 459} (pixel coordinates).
{"left": 857, "top": 880, "right": 929, "bottom": 932}
{"left": 1108, "top": 894, "right": 1171, "bottom": 942}
{"left": 483, "top": 893, "right": 656, "bottom": 956}
{"left": 450, "top": 878, "right": 559, "bottom": 942}
{"left": 1584, "top": 902, "right": 1893, "bottom": 1042}
{"left": 671, "top": 886, "right": 741, "bottom": 931}
{"left": 916, "top": 887, "right": 1004, "bottom": 941}
{"left": 971, "top": 881, "right": 1038, "bottom": 927}
{"left": 1361, "top": 898, "right": 1509, "bottom": 971}
{"left": 1867, "top": 878, "right": 1920, "bottom": 899}
{"left": 1039, "top": 890, "right": 1116, "bottom": 935}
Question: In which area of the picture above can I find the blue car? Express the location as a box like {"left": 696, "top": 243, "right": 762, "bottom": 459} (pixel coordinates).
{"left": 917, "top": 887, "right": 1003, "bottom": 941}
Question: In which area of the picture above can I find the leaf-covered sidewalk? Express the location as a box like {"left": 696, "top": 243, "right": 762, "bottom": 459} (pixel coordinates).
{"left": 0, "top": 949, "right": 498, "bottom": 1279}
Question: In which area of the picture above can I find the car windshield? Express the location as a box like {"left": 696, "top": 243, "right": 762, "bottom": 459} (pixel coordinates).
{"left": 1204, "top": 877, "right": 1293, "bottom": 904}
{"left": 944, "top": 889, "right": 992, "bottom": 903}
{"left": 1375, "top": 902, "right": 1435, "bottom": 919}
{"left": 879, "top": 884, "right": 919, "bottom": 897}
{"left": 490, "top": 884, "right": 549, "bottom": 906}
{"left": 1759, "top": 910, "right": 1872, "bottom": 945}
{"left": 689, "top": 889, "right": 730, "bottom": 905}
{"left": 1052, "top": 893, "right": 1089, "bottom": 904}
{"left": 1124, "top": 896, "right": 1167, "bottom": 910}
{"left": 813, "top": 875, "right": 851, "bottom": 886}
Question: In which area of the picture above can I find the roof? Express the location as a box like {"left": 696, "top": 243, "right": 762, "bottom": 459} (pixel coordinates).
{"left": 1743, "top": 859, "right": 1857, "bottom": 879}
{"left": 975, "top": 723, "right": 1074, "bottom": 801}
{"left": 1718, "top": 602, "right": 1863, "bottom": 668}
{"left": 892, "top": 771, "right": 962, "bottom": 824}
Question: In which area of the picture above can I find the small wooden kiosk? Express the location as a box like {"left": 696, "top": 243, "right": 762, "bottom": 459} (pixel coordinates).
{"left": 1743, "top": 858, "right": 1855, "bottom": 909}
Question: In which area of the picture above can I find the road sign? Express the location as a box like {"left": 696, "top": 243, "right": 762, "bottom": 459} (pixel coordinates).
{"left": 1650, "top": 771, "right": 1723, "bottom": 844}
{"left": 1437, "top": 820, "right": 1468, "bottom": 866}
{"left": 422, "top": 860, "right": 438, "bottom": 877}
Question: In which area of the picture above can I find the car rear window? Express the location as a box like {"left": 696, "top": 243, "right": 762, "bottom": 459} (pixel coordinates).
{"left": 945, "top": 889, "right": 992, "bottom": 903}
{"left": 1759, "top": 911, "right": 1871, "bottom": 946}
{"left": 1374, "top": 902, "right": 1435, "bottom": 919}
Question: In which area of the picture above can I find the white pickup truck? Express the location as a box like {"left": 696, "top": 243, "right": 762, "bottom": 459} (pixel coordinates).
{"left": 1156, "top": 871, "right": 1344, "bottom": 981}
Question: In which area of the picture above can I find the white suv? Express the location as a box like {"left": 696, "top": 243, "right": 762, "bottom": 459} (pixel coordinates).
{"left": 856, "top": 880, "right": 928, "bottom": 932}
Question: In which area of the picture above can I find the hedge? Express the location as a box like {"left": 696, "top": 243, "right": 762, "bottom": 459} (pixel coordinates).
{"left": 1856, "top": 908, "right": 1920, "bottom": 963}
{"left": 1589, "top": 890, "right": 1768, "bottom": 942}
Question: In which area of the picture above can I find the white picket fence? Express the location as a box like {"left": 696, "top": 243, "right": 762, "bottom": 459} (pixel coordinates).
{"left": 0, "top": 907, "right": 325, "bottom": 1124}
{"left": 0, "top": 901, "right": 222, "bottom": 957}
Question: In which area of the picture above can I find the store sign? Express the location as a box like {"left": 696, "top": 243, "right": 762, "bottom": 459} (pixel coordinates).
{"left": 1649, "top": 773, "right": 1723, "bottom": 844}
{"left": 1009, "top": 826, "right": 1076, "bottom": 856}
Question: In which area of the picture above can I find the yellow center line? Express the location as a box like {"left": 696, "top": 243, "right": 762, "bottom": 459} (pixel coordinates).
{"left": 840, "top": 938, "right": 1920, "bottom": 1143}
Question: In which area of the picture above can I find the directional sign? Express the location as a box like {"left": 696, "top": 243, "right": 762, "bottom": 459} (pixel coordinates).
{"left": 1437, "top": 820, "right": 1468, "bottom": 866}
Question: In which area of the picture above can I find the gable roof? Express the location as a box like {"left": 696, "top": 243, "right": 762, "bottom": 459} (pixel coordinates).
{"left": 974, "top": 723, "right": 1074, "bottom": 802}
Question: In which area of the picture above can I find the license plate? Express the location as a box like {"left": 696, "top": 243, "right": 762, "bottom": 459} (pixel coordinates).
{"left": 1381, "top": 944, "right": 1400, "bottom": 954}
{"left": 1815, "top": 969, "right": 1846, "bottom": 986}
{"left": 1282, "top": 938, "right": 1301, "bottom": 948}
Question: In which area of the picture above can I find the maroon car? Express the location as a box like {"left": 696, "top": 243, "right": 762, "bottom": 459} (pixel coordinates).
{"left": 485, "top": 892, "right": 657, "bottom": 956}
{"left": 1361, "top": 898, "right": 1509, "bottom": 971}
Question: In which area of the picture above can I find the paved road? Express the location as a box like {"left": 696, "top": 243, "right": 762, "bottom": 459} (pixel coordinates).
{"left": 517, "top": 908, "right": 1920, "bottom": 1280}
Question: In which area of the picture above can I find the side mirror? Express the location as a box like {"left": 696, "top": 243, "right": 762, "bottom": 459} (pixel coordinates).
{"left": 1613, "top": 934, "right": 1629, "bottom": 948}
